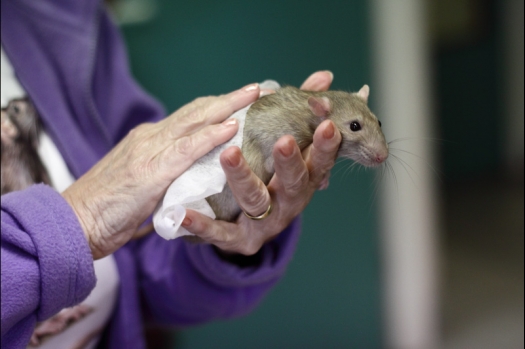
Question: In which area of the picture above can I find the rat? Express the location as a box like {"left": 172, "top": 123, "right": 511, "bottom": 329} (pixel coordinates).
{"left": 206, "top": 84, "right": 389, "bottom": 222}
{"left": 1, "top": 98, "right": 51, "bottom": 195}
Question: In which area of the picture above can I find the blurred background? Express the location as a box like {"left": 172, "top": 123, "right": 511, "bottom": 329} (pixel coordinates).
{"left": 109, "top": 0, "right": 523, "bottom": 348}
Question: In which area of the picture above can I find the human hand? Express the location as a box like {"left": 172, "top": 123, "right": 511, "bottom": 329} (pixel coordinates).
{"left": 182, "top": 71, "right": 342, "bottom": 255}
{"left": 63, "top": 84, "right": 261, "bottom": 260}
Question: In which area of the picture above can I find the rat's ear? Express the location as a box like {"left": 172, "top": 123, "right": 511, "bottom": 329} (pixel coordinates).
{"left": 308, "top": 96, "right": 331, "bottom": 118}
{"left": 357, "top": 84, "right": 370, "bottom": 103}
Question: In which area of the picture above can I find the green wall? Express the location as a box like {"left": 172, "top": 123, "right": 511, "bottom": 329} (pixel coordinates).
{"left": 121, "top": 1, "right": 382, "bottom": 347}
{"left": 434, "top": 0, "right": 504, "bottom": 181}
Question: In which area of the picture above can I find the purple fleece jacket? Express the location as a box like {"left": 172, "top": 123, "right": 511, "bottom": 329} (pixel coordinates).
{"left": 0, "top": 0, "right": 301, "bottom": 348}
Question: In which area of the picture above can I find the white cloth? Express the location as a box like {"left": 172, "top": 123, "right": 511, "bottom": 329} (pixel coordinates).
{"left": 153, "top": 80, "right": 280, "bottom": 240}
{"left": 1, "top": 46, "right": 119, "bottom": 349}
{"left": 1, "top": 48, "right": 25, "bottom": 107}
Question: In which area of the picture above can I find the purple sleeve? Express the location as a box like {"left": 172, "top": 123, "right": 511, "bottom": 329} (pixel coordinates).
{"left": 135, "top": 219, "right": 301, "bottom": 326}
{"left": 1, "top": 185, "right": 96, "bottom": 348}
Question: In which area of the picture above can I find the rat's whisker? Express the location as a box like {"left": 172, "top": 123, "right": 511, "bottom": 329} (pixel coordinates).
{"left": 333, "top": 159, "right": 350, "bottom": 179}
{"left": 336, "top": 162, "right": 349, "bottom": 178}
{"left": 389, "top": 153, "right": 419, "bottom": 190}
{"left": 387, "top": 136, "right": 455, "bottom": 145}
{"left": 368, "top": 164, "right": 384, "bottom": 209}
{"left": 386, "top": 160, "right": 400, "bottom": 204}
{"left": 345, "top": 163, "right": 360, "bottom": 180}
{"left": 363, "top": 164, "right": 384, "bottom": 217}
{"left": 335, "top": 158, "right": 347, "bottom": 166}
{"left": 392, "top": 154, "right": 426, "bottom": 184}
{"left": 346, "top": 161, "right": 361, "bottom": 174}
{"left": 334, "top": 158, "right": 361, "bottom": 180}
{"left": 389, "top": 148, "right": 445, "bottom": 182}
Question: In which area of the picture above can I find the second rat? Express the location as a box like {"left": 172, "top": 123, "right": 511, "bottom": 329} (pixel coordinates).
{"left": 206, "top": 84, "right": 389, "bottom": 222}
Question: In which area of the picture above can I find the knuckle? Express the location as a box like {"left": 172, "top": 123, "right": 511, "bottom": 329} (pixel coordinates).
{"left": 308, "top": 163, "right": 324, "bottom": 179}
{"left": 132, "top": 135, "right": 154, "bottom": 154}
{"left": 129, "top": 161, "right": 152, "bottom": 180}
{"left": 286, "top": 170, "right": 309, "bottom": 195}
{"left": 219, "top": 232, "right": 233, "bottom": 245}
{"left": 128, "top": 123, "right": 151, "bottom": 138}
{"left": 192, "top": 96, "right": 217, "bottom": 109}
{"left": 222, "top": 232, "right": 237, "bottom": 245}
{"left": 316, "top": 155, "right": 336, "bottom": 170}
{"left": 236, "top": 241, "right": 260, "bottom": 256}
{"left": 173, "top": 136, "right": 195, "bottom": 157}
{"left": 182, "top": 108, "right": 206, "bottom": 125}
{"left": 134, "top": 159, "right": 150, "bottom": 174}
{"left": 242, "top": 184, "right": 268, "bottom": 209}
{"left": 192, "top": 96, "right": 209, "bottom": 105}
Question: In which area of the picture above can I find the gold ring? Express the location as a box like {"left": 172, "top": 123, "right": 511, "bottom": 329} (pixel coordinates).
{"left": 243, "top": 202, "right": 273, "bottom": 220}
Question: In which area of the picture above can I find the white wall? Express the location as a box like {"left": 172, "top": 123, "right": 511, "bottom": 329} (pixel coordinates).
{"left": 370, "top": 1, "right": 441, "bottom": 348}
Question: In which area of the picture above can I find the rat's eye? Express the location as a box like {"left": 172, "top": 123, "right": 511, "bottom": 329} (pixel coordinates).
{"left": 350, "top": 121, "right": 361, "bottom": 132}
{"left": 378, "top": 120, "right": 382, "bottom": 127}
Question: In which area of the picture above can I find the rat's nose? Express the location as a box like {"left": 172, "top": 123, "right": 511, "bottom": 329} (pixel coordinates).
{"left": 375, "top": 152, "right": 388, "bottom": 164}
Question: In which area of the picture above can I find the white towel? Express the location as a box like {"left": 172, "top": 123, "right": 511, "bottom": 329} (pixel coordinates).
{"left": 153, "top": 80, "right": 280, "bottom": 240}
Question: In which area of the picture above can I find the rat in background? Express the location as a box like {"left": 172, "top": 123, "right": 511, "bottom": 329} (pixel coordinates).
{"left": 206, "top": 84, "right": 389, "bottom": 221}
{"left": 1, "top": 98, "right": 51, "bottom": 195}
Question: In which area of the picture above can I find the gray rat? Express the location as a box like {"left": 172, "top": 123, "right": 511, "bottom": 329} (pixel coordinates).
{"left": 206, "top": 84, "right": 388, "bottom": 221}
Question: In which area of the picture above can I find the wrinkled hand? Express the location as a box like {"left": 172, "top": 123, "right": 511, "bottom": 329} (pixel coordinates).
{"left": 183, "top": 71, "right": 342, "bottom": 255}
{"left": 63, "top": 84, "right": 261, "bottom": 260}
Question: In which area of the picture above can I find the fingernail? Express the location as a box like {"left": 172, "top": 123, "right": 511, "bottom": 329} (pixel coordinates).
{"left": 279, "top": 139, "right": 294, "bottom": 157}
{"left": 323, "top": 121, "right": 335, "bottom": 139}
{"left": 182, "top": 217, "right": 192, "bottom": 227}
{"left": 325, "top": 70, "right": 334, "bottom": 81}
{"left": 222, "top": 118, "right": 238, "bottom": 127}
{"left": 259, "top": 89, "right": 275, "bottom": 97}
{"left": 243, "top": 83, "right": 259, "bottom": 92}
{"left": 225, "top": 151, "right": 241, "bottom": 167}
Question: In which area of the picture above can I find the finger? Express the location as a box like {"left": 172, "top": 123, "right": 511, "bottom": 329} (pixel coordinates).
{"left": 176, "top": 83, "right": 259, "bottom": 124}
{"left": 157, "top": 118, "right": 239, "bottom": 176}
{"left": 165, "top": 83, "right": 260, "bottom": 139}
{"left": 198, "top": 83, "right": 260, "bottom": 126}
{"left": 182, "top": 209, "right": 232, "bottom": 244}
{"left": 132, "top": 222, "right": 154, "bottom": 240}
{"left": 271, "top": 135, "right": 309, "bottom": 198}
{"left": 300, "top": 71, "right": 333, "bottom": 91}
{"left": 304, "top": 120, "right": 341, "bottom": 185}
{"left": 318, "top": 172, "right": 331, "bottom": 190}
{"left": 220, "top": 146, "right": 271, "bottom": 217}
{"left": 183, "top": 209, "right": 259, "bottom": 255}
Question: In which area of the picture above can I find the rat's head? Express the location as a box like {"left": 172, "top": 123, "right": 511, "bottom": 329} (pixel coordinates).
{"left": 2, "top": 99, "right": 39, "bottom": 145}
{"left": 308, "top": 85, "right": 388, "bottom": 167}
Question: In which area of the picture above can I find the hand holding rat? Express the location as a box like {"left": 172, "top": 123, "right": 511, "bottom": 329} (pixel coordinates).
{"left": 182, "top": 71, "right": 342, "bottom": 255}
{"left": 63, "top": 84, "right": 261, "bottom": 260}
